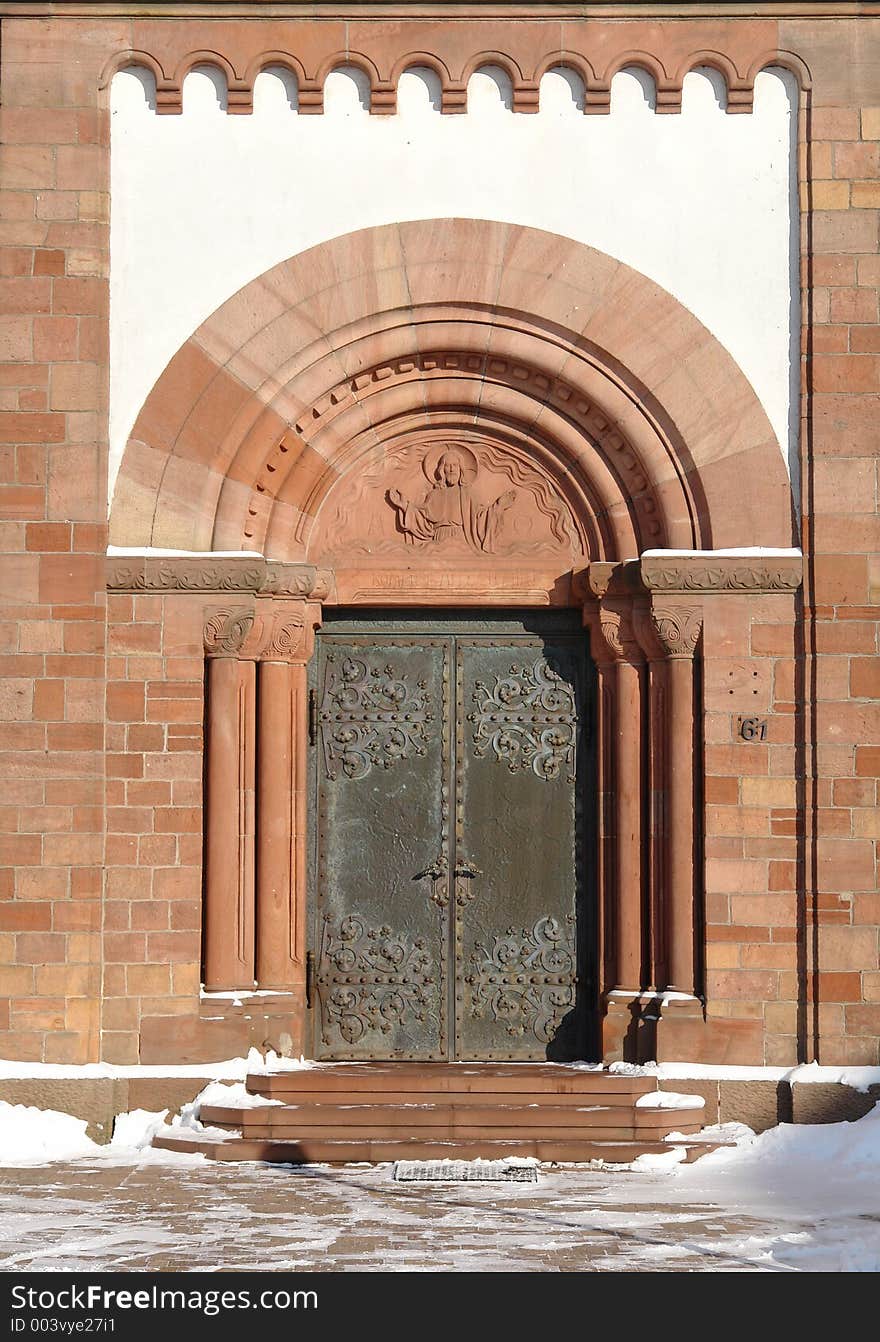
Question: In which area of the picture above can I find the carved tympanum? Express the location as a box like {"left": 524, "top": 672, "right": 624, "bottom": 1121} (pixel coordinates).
{"left": 319, "top": 654, "right": 433, "bottom": 781}
{"left": 309, "top": 438, "right": 581, "bottom": 564}
{"left": 469, "top": 657, "right": 577, "bottom": 780}
{"left": 387, "top": 444, "right": 515, "bottom": 553}
{"left": 317, "top": 915, "right": 436, "bottom": 1046}
{"left": 466, "top": 915, "right": 576, "bottom": 1042}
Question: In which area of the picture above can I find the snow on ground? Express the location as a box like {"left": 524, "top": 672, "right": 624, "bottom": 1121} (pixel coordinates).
{"left": 0, "top": 1095, "right": 879, "bottom": 1271}
{"left": 0, "top": 1102, "right": 99, "bottom": 1165}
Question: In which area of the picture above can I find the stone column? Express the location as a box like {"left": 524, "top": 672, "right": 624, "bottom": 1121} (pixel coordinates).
{"left": 582, "top": 606, "right": 614, "bottom": 992}
{"left": 584, "top": 569, "right": 648, "bottom": 1061}
{"left": 596, "top": 603, "right": 646, "bottom": 991}
{"left": 631, "top": 603, "right": 668, "bottom": 991}
{"left": 645, "top": 602, "right": 703, "bottom": 993}
{"left": 202, "top": 608, "right": 259, "bottom": 991}
{"left": 254, "top": 605, "right": 320, "bottom": 990}
{"left": 202, "top": 599, "right": 321, "bottom": 994}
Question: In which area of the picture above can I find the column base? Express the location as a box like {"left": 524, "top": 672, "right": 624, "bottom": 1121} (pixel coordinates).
{"left": 139, "top": 990, "right": 308, "bottom": 1064}
{"left": 601, "top": 991, "right": 661, "bottom": 1064}
{"left": 602, "top": 992, "right": 764, "bottom": 1064}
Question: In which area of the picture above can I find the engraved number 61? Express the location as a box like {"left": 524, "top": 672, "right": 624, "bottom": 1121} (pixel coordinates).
{"left": 739, "top": 717, "right": 768, "bottom": 742}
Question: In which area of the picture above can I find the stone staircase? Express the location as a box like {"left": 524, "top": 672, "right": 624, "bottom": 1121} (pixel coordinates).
{"left": 152, "top": 1063, "right": 721, "bottom": 1165}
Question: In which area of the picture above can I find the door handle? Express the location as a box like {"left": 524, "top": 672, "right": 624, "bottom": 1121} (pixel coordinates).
{"left": 415, "top": 853, "right": 449, "bottom": 909}
{"left": 453, "top": 857, "right": 482, "bottom": 906}
{"left": 305, "top": 949, "right": 315, "bottom": 1009}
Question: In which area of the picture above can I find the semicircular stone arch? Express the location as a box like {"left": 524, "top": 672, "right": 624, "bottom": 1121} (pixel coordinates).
{"left": 110, "top": 219, "right": 795, "bottom": 592}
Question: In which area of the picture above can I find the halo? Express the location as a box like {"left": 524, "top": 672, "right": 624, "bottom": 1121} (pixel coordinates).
{"left": 422, "top": 442, "right": 480, "bottom": 486}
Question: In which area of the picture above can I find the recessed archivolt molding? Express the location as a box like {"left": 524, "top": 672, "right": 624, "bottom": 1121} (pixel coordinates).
{"left": 210, "top": 314, "right": 696, "bottom": 563}
{"left": 263, "top": 347, "right": 669, "bottom": 556}
{"left": 99, "top": 39, "right": 807, "bottom": 116}
{"left": 110, "top": 221, "right": 795, "bottom": 565}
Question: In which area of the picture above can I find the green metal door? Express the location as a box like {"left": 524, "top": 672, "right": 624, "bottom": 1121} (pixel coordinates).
{"left": 310, "top": 614, "right": 592, "bottom": 1061}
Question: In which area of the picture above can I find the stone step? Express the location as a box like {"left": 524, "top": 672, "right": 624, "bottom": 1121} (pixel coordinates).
{"left": 200, "top": 1102, "right": 705, "bottom": 1134}
{"left": 153, "top": 1063, "right": 716, "bottom": 1166}
{"left": 247, "top": 1064, "right": 658, "bottom": 1098}
{"left": 199, "top": 1121, "right": 703, "bottom": 1142}
{"left": 153, "top": 1132, "right": 715, "bottom": 1166}
{"left": 243, "top": 1088, "right": 657, "bottom": 1108}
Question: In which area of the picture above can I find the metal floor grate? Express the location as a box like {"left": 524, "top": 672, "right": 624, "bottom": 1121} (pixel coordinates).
{"left": 392, "top": 1159, "right": 539, "bottom": 1183}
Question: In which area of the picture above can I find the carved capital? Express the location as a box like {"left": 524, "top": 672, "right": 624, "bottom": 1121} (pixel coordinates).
{"left": 204, "top": 600, "right": 321, "bottom": 662}
{"left": 203, "top": 607, "right": 259, "bottom": 658}
{"left": 647, "top": 603, "right": 703, "bottom": 660}
{"left": 263, "top": 612, "right": 306, "bottom": 661}
{"left": 597, "top": 603, "right": 643, "bottom": 665}
{"left": 261, "top": 601, "right": 322, "bottom": 664}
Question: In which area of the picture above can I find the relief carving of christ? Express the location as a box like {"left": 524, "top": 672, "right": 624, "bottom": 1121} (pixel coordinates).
{"left": 387, "top": 445, "right": 515, "bottom": 553}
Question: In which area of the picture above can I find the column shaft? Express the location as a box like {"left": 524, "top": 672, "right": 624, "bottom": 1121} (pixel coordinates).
{"left": 256, "top": 661, "right": 307, "bottom": 987}
{"left": 203, "top": 657, "right": 256, "bottom": 991}
{"left": 666, "top": 655, "right": 696, "bottom": 992}
{"left": 612, "top": 656, "right": 644, "bottom": 988}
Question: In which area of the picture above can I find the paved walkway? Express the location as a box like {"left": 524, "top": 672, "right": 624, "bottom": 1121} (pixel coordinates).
{"left": 0, "top": 1154, "right": 826, "bottom": 1272}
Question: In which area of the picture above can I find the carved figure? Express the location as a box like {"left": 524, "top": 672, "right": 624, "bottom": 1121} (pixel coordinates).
{"left": 387, "top": 445, "right": 515, "bottom": 552}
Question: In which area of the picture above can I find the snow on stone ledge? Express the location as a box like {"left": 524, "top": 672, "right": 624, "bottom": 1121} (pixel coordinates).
{"left": 107, "top": 546, "right": 265, "bottom": 559}
{"left": 190, "top": 1081, "right": 283, "bottom": 1109}
{"left": 0, "top": 1048, "right": 316, "bottom": 1081}
{"left": 640, "top": 547, "right": 802, "bottom": 558}
{"left": 634, "top": 1091, "right": 706, "bottom": 1109}
{"left": 610, "top": 1060, "right": 880, "bottom": 1093}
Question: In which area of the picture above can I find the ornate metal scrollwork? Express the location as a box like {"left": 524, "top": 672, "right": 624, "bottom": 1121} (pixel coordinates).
{"left": 465, "top": 916, "right": 576, "bottom": 1043}
{"left": 319, "top": 655, "right": 433, "bottom": 781}
{"left": 316, "top": 915, "right": 436, "bottom": 1046}
{"left": 469, "top": 658, "right": 577, "bottom": 780}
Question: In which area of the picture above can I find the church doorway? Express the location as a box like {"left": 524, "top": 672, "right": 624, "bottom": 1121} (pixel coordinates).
{"left": 308, "top": 611, "right": 596, "bottom": 1062}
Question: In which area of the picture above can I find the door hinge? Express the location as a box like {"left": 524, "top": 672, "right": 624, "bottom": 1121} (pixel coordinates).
{"left": 308, "top": 688, "right": 318, "bottom": 746}
{"left": 305, "top": 949, "right": 315, "bottom": 1009}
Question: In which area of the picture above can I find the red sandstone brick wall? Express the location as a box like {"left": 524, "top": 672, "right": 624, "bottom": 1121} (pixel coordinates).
{"left": 0, "top": 18, "right": 115, "bottom": 1062}
{"left": 800, "top": 92, "right": 880, "bottom": 1063}
{"left": 0, "top": 8, "right": 878, "bottom": 1065}
{"left": 701, "top": 593, "right": 801, "bottom": 1064}
{"left": 101, "top": 594, "right": 204, "bottom": 1063}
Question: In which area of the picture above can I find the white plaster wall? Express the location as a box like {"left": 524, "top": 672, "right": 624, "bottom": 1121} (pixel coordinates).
{"left": 109, "top": 64, "right": 799, "bottom": 501}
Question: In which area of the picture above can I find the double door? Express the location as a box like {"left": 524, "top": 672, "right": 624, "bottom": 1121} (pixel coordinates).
{"left": 309, "top": 613, "right": 593, "bottom": 1060}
